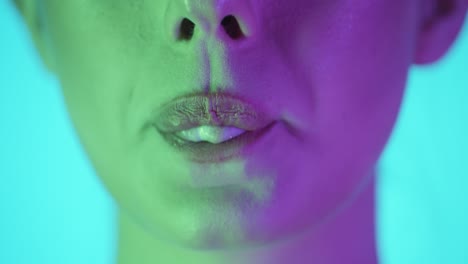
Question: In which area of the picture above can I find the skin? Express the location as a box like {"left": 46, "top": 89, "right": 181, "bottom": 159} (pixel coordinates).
{"left": 15, "top": 0, "right": 467, "bottom": 263}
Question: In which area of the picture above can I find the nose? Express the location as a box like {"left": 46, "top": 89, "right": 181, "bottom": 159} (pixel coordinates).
{"left": 164, "top": 0, "right": 256, "bottom": 45}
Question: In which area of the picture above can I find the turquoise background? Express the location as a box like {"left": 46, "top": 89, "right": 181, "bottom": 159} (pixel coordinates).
{"left": 1, "top": 1, "right": 467, "bottom": 263}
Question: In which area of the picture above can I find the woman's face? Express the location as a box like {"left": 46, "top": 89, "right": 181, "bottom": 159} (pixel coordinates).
{"left": 41, "top": 0, "right": 418, "bottom": 248}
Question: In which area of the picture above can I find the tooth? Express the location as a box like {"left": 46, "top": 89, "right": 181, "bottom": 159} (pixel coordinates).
{"left": 175, "top": 126, "right": 246, "bottom": 143}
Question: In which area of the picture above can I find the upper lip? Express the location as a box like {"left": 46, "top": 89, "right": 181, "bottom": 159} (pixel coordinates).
{"left": 152, "top": 92, "right": 272, "bottom": 134}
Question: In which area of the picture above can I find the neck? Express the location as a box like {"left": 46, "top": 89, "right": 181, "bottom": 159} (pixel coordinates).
{"left": 117, "top": 174, "right": 378, "bottom": 264}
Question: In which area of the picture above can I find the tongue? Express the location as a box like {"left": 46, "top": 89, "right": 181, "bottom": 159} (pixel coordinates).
{"left": 175, "top": 126, "right": 246, "bottom": 144}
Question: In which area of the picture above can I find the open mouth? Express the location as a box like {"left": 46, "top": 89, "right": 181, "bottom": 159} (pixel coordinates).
{"left": 157, "top": 122, "right": 276, "bottom": 163}
{"left": 152, "top": 92, "right": 275, "bottom": 163}
{"left": 174, "top": 125, "right": 247, "bottom": 144}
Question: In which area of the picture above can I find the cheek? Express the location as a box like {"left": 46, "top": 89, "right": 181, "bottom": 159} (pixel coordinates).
{"left": 309, "top": 1, "right": 419, "bottom": 168}
{"left": 251, "top": 1, "right": 419, "bottom": 234}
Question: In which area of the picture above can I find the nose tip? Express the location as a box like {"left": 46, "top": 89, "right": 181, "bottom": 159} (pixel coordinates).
{"left": 165, "top": 0, "right": 254, "bottom": 44}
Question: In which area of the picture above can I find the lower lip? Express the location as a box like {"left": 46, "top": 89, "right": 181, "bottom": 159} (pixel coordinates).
{"left": 156, "top": 122, "right": 276, "bottom": 163}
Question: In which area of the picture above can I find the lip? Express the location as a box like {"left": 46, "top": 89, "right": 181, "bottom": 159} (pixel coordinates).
{"left": 152, "top": 92, "right": 275, "bottom": 163}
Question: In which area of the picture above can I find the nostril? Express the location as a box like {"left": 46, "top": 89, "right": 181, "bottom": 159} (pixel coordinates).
{"left": 178, "top": 18, "right": 195, "bottom": 41}
{"left": 221, "top": 15, "right": 245, "bottom": 40}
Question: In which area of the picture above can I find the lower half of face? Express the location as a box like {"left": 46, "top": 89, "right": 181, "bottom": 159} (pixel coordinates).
{"left": 48, "top": 0, "right": 418, "bottom": 249}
